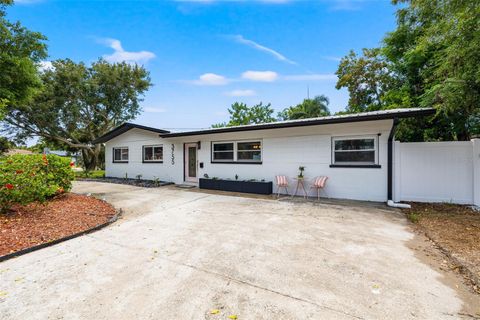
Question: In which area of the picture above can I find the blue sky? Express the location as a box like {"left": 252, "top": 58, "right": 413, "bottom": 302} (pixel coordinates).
{"left": 8, "top": 0, "right": 397, "bottom": 130}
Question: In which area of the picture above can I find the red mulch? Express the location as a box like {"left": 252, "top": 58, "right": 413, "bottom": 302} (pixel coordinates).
{"left": 0, "top": 193, "right": 116, "bottom": 256}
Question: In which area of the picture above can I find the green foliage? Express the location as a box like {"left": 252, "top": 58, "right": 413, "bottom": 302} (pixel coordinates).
{"left": 278, "top": 95, "right": 331, "bottom": 120}
{"left": 335, "top": 49, "right": 397, "bottom": 112}
{"left": 75, "top": 170, "right": 105, "bottom": 179}
{"left": 336, "top": 0, "right": 480, "bottom": 141}
{"left": 212, "top": 102, "right": 276, "bottom": 127}
{"left": 4, "top": 58, "right": 151, "bottom": 169}
{"left": 0, "top": 136, "right": 13, "bottom": 155}
{"left": 406, "top": 211, "right": 420, "bottom": 223}
{"left": 0, "top": 0, "right": 47, "bottom": 119}
{"left": 0, "top": 154, "right": 75, "bottom": 213}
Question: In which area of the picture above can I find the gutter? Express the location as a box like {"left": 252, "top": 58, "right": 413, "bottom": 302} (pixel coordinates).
{"left": 160, "top": 108, "right": 435, "bottom": 138}
{"left": 387, "top": 118, "right": 411, "bottom": 209}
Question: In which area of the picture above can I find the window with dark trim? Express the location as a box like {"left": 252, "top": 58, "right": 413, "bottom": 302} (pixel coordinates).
{"left": 211, "top": 140, "right": 262, "bottom": 163}
{"left": 331, "top": 136, "right": 378, "bottom": 166}
{"left": 237, "top": 141, "right": 262, "bottom": 162}
{"left": 113, "top": 147, "right": 129, "bottom": 162}
{"left": 143, "top": 145, "right": 163, "bottom": 162}
{"left": 212, "top": 142, "right": 234, "bottom": 161}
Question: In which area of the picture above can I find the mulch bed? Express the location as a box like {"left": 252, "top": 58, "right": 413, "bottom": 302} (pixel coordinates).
{"left": 0, "top": 193, "right": 116, "bottom": 257}
{"left": 404, "top": 203, "right": 480, "bottom": 293}
{"left": 76, "top": 177, "right": 173, "bottom": 188}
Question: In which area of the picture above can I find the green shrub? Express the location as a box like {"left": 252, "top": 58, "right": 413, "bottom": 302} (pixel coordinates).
{"left": 406, "top": 211, "right": 420, "bottom": 223}
{"left": 0, "top": 154, "right": 75, "bottom": 213}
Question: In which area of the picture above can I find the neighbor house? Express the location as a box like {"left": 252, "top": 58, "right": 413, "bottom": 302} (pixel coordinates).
{"left": 93, "top": 108, "right": 437, "bottom": 203}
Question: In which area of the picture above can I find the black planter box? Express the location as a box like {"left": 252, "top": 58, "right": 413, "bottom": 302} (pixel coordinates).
{"left": 199, "top": 178, "right": 272, "bottom": 195}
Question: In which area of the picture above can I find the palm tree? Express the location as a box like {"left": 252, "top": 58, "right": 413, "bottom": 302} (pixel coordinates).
{"left": 286, "top": 95, "right": 331, "bottom": 120}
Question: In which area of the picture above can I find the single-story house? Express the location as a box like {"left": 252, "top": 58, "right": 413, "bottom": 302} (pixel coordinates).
{"left": 43, "top": 148, "right": 80, "bottom": 165}
{"left": 93, "top": 108, "right": 435, "bottom": 202}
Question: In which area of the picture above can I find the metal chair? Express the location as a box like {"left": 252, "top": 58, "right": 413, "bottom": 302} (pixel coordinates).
{"left": 311, "top": 176, "right": 328, "bottom": 200}
{"left": 275, "top": 175, "right": 289, "bottom": 197}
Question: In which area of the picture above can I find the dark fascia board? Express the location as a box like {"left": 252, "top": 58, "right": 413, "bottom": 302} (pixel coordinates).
{"left": 93, "top": 123, "right": 170, "bottom": 144}
{"left": 160, "top": 108, "right": 435, "bottom": 138}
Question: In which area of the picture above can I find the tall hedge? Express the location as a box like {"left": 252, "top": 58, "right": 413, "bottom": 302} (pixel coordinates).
{"left": 0, "top": 154, "right": 75, "bottom": 213}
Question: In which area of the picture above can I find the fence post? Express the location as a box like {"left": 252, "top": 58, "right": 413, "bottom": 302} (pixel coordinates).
{"left": 473, "top": 139, "right": 480, "bottom": 207}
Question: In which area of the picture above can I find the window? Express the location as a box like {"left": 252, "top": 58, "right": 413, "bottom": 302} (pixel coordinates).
{"left": 332, "top": 136, "right": 378, "bottom": 166}
{"left": 143, "top": 145, "right": 163, "bottom": 162}
{"left": 113, "top": 147, "right": 129, "bottom": 162}
{"left": 212, "top": 140, "right": 262, "bottom": 163}
{"left": 237, "top": 141, "right": 262, "bottom": 162}
{"left": 212, "top": 142, "right": 234, "bottom": 161}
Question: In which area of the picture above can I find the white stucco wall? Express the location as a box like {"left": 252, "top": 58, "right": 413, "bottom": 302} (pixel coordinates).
{"left": 105, "top": 119, "right": 394, "bottom": 202}
{"left": 105, "top": 128, "right": 185, "bottom": 184}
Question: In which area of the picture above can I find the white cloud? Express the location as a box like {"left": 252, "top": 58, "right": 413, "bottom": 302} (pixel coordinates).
{"left": 38, "top": 61, "right": 53, "bottom": 72}
{"left": 193, "top": 73, "right": 229, "bottom": 85}
{"left": 282, "top": 74, "right": 337, "bottom": 81}
{"left": 99, "top": 38, "right": 155, "bottom": 64}
{"left": 183, "top": 71, "right": 335, "bottom": 86}
{"left": 144, "top": 107, "right": 167, "bottom": 113}
{"left": 231, "top": 35, "right": 297, "bottom": 65}
{"left": 225, "top": 89, "right": 256, "bottom": 97}
{"left": 241, "top": 70, "right": 278, "bottom": 82}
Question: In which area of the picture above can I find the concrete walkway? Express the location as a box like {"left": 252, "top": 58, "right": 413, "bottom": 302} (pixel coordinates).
{"left": 0, "top": 181, "right": 470, "bottom": 319}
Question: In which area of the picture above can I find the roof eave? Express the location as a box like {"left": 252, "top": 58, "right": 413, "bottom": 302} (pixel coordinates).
{"left": 160, "top": 108, "right": 435, "bottom": 138}
{"left": 92, "top": 123, "right": 170, "bottom": 144}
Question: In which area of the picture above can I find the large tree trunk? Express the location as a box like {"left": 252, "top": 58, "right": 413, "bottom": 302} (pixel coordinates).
{"left": 81, "top": 145, "right": 105, "bottom": 170}
{"left": 81, "top": 148, "right": 96, "bottom": 170}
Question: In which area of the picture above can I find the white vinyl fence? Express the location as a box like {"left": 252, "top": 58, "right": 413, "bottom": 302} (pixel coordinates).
{"left": 393, "top": 139, "right": 479, "bottom": 206}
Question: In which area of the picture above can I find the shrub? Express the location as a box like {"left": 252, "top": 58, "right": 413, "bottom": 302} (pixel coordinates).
{"left": 0, "top": 154, "right": 75, "bottom": 213}
{"left": 406, "top": 211, "right": 420, "bottom": 223}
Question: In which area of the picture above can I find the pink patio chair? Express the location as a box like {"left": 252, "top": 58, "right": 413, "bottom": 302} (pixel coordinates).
{"left": 311, "top": 176, "right": 328, "bottom": 200}
{"left": 275, "top": 175, "right": 289, "bottom": 197}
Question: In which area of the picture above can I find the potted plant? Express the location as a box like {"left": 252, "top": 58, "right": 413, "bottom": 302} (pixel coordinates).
{"left": 298, "top": 166, "right": 305, "bottom": 179}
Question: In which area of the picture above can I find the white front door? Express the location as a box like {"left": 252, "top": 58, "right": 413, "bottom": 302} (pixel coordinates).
{"left": 184, "top": 143, "right": 198, "bottom": 183}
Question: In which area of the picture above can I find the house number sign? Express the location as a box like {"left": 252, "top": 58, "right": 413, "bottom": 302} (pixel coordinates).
{"left": 171, "top": 144, "right": 175, "bottom": 165}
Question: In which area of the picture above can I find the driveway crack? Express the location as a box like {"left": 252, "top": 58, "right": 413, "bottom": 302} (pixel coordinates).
{"left": 84, "top": 235, "right": 364, "bottom": 320}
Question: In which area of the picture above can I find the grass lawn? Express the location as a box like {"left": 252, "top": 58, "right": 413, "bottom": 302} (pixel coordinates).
{"left": 75, "top": 170, "right": 105, "bottom": 179}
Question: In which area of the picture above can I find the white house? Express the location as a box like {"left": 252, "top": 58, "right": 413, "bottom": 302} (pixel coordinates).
{"left": 93, "top": 108, "right": 435, "bottom": 202}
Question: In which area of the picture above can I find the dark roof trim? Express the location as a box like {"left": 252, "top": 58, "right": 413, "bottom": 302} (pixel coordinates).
{"left": 93, "top": 123, "right": 170, "bottom": 144}
{"left": 160, "top": 108, "right": 435, "bottom": 138}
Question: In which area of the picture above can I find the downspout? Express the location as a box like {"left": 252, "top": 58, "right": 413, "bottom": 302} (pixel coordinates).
{"left": 387, "top": 118, "right": 411, "bottom": 209}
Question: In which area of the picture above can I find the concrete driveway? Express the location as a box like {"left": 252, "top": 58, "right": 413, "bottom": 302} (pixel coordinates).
{"left": 0, "top": 181, "right": 470, "bottom": 319}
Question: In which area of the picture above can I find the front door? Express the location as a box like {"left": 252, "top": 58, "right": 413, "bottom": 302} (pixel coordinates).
{"left": 184, "top": 143, "right": 198, "bottom": 183}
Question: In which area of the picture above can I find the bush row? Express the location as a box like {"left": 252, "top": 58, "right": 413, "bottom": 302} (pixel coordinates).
{"left": 0, "top": 154, "right": 75, "bottom": 213}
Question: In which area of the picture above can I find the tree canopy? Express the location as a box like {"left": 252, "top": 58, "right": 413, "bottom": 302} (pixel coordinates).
{"left": 0, "top": 0, "right": 47, "bottom": 118}
{"left": 212, "top": 102, "right": 276, "bottom": 128}
{"left": 336, "top": 0, "right": 480, "bottom": 141}
{"left": 3, "top": 59, "right": 152, "bottom": 169}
